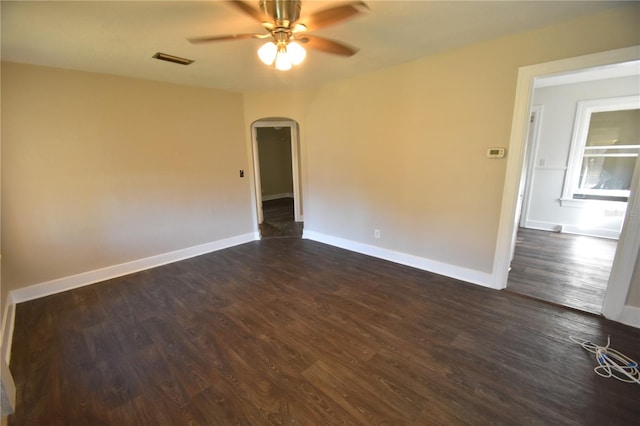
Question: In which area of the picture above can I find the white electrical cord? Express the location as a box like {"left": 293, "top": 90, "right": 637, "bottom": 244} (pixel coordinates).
{"left": 570, "top": 335, "right": 640, "bottom": 384}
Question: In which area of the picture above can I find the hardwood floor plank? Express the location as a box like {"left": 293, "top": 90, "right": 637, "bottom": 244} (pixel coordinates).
{"left": 8, "top": 239, "right": 640, "bottom": 425}
{"left": 303, "top": 360, "right": 408, "bottom": 424}
{"left": 106, "top": 395, "right": 178, "bottom": 425}
{"left": 507, "top": 228, "right": 617, "bottom": 314}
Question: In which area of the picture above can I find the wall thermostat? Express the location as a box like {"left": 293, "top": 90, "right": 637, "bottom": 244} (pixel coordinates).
{"left": 487, "top": 147, "right": 506, "bottom": 159}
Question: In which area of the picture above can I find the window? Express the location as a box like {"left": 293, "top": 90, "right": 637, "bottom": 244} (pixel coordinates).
{"left": 562, "top": 96, "right": 640, "bottom": 205}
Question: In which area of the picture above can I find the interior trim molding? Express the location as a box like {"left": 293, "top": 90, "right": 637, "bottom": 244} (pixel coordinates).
{"left": 619, "top": 305, "right": 640, "bottom": 328}
{"left": 523, "top": 220, "right": 620, "bottom": 240}
{"left": 251, "top": 119, "right": 303, "bottom": 223}
{"left": 303, "top": 230, "right": 496, "bottom": 289}
{"left": 10, "top": 232, "right": 258, "bottom": 305}
{"left": 1, "top": 297, "right": 16, "bottom": 365}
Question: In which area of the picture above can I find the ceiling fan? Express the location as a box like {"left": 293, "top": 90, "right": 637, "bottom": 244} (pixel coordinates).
{"left": 188, "top": 0, "right": 368, "bottom": 71}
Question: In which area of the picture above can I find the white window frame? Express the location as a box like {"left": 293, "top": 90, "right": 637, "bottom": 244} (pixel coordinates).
{"left": 560, "top": 95, "right": 640, "bottom": 207}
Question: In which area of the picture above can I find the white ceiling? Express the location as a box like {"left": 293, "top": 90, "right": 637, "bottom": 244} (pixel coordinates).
{"left": 1, "top": 1, "right": 631, "bottom": 93}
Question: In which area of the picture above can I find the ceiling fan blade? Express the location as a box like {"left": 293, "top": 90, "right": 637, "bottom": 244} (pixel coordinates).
{"left": 188, "top": 33, "right": 268, "bottom": 44}
{"left": 229, "top": 0, "right": 267, "bottom": 24}
{"left": 301, "top": 1, "right": 368, "bottom": 31}
{"left": 297, "top": 35, "right": 359, "bottom": 57}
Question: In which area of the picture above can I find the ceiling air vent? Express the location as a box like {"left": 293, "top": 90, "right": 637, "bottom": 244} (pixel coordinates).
{"left": 152, "top": 52, "right": 194, "bottom": 65}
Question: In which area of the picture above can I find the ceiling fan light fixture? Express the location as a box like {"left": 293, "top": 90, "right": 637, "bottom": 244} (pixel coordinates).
{"left": 274, "top": 43, "right": 293, "bottom": 71}
{"left": 258, "top": 41, "right": 277, "bottom": 65}
{"left": 258, "top": 40, "right": 305, "bottom": 70}
{"left": 287, "top": 41, "right": 306, "bottom": 65}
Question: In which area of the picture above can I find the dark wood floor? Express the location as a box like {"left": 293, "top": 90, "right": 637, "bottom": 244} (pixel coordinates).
{"left": 507, "top": 228, "right": 617, "bottom": 315}
{"left": 9, "top": 239, "right": 640, "bottom": 425}
{"left": 259, "top": 198, "right": 302, "bottom": 239}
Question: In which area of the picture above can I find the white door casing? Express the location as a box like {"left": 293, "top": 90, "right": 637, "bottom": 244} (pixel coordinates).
{"left": 251, "top": 119, "right": 303, "bottom": 224}
{"left": 493, "top": 46, "right": 640, "bottom": 324}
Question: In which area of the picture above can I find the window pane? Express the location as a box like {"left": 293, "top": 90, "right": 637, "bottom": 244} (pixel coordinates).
{"left": 578, "top": 155, "right": 636, "bottom": 190}
{"left": 574, "top": 108, "right": 639, "bottom": 200}
{"left": 585, "top": 109, "right": 640, "bottom": 147}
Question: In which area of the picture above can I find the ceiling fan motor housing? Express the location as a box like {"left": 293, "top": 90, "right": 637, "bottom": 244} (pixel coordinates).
{"left": 260, "top": 0, "right": 301, "bottom": 25}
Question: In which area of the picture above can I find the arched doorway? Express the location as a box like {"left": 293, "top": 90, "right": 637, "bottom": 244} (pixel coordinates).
{"left": 251, "top": 118, "right": 303, "bottom": 238}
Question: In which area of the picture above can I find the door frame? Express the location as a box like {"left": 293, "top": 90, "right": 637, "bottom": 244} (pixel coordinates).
{"left": 493, "top": 45, "right": 640, "bottom": 323}
{"left": 251, "top": 118, "right": 303, "bottom": 224}
{"left": 507, "top": 105, "right": 543, "bottom": 266}
{"left": 518, "top": 105, "right": 543, "bottom": 229}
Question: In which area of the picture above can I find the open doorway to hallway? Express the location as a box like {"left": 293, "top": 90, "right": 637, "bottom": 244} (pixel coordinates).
{"left": 506, "top": 61, "right": 639, "bottom": 315}
{"left": 251, "top": 119, "right": 303, "bottom": 239}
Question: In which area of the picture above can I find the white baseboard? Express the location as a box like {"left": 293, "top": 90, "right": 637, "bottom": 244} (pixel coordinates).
{"left": 2, "top": 232, "right": 259, "bottom": 368}
{"left": 302, "top": 230, "right": 497, "bottom": 289}
{"left": 262, "top": 193, "right": 294, "bottom": 201}
{"left": 524, "top": 220, "right": 620, "bottom": 240}
{"left": 10, "top": 232, "right": 258, "bottom": 305}
{"left": 618, "top": 305, "right": 640, "bottom": 328}
{"left": 561, "top": 224, "right": 620, "bottom": 240}
{"left": 302, "top": 230, "right": 640, "bottom": 329}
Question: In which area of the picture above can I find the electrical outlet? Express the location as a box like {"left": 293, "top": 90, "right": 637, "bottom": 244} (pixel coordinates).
{"left": 374, "top": 229, "right": 381, "bottom": 239}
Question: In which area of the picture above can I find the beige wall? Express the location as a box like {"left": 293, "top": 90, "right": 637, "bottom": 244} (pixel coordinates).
{"left": 245, "top": 4, "right": 640, "bottom": 279}
{"left": 1, "top": 63, "right": 254, "bottom": 318}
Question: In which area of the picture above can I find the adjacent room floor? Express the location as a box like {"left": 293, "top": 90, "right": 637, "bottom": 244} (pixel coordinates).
{"left": 507, "top": 227, "right": 618, "bottom": 315}
{"left": 259, "top": 197, "right": 303, "bottom": 239}
{"left": 8, "top": 238, "right": 639, "bottom": 425}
